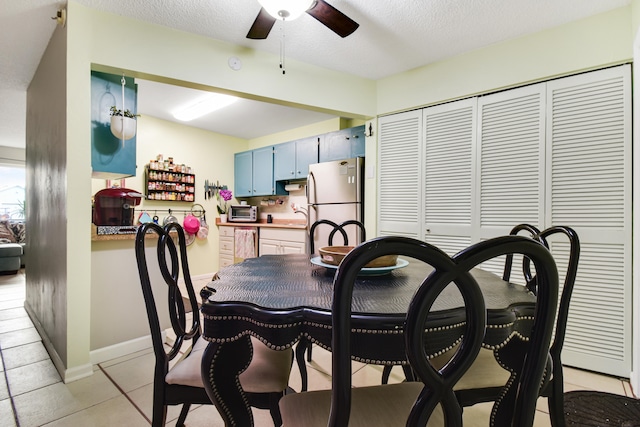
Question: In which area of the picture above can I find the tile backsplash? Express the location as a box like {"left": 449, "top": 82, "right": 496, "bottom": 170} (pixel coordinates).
{"left": 241, "top": 185, "right": 308, "bottom": 221}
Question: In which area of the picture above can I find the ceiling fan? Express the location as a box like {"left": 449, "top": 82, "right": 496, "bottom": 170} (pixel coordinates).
{"left": 247, "top": 0, "right": 359, "bottom": 39}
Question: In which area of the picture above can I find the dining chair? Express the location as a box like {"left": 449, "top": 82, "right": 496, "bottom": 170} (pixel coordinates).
{"left": 452, "top": 224, "right": 580, "bottom": 427}
{"left": 378, "top": 223, "right": 547, "bottom": 386}
{"left": 279, "top": 234, "right": 559, "bottom": 426}
{"left": 135, "top": 222, "right": 294, "bottom": 427}
{"left": 297, "top": 219, "right": 367, "bottom": 392}
{"left": 308, "top": 218, "right": 366, "bottom": 254}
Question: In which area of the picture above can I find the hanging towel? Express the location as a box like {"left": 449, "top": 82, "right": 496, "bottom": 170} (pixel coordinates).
{"left": 235, "top": 228, "right": 256, "bottom": 259}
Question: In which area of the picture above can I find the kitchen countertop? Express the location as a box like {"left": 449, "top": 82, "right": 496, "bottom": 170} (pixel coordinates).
{"left": 215, "top": 218, "right": 307, "bottom": 229}
{"left": 91, "top": 224, "right": 177, "bottom": 241}
{"left": 91, "top": 219, "right": 307, "bottom": 241}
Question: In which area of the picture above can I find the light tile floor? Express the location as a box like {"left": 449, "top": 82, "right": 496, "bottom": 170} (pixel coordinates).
{"left": 0, "top": 270, "right": 635, "bottom": 426}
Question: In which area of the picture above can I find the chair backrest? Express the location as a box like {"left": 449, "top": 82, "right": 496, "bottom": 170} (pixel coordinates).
{"left": 503, "top": 224, "right": 580, "bottom": 361}
{"left": 309, "top": 219, "right": 366, "bottom": 254}
{"left": 135, "top": 222, "right": 202, "bottom": 375}
{"left": 329, "top": 235, "right": 559, "bottom": 427}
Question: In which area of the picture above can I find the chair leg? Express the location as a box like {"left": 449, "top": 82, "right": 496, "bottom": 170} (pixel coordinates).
{"left": 381, "top": 365, "right": 392, "bottom": 384}
{"left": 548, "top": 379, "right": 567, "bottom": 427}
{"left": 306, "top": 342, "right": 313, "bottom": 362}
{"left": 151, "top": 403, "right": 168, "bottom": 427}
{"left": 382, "top": 364, "right": 414, "bottom": 384}
{"left": 295, "top": 339, "right": 309, "bottom": 392}
{"left": 268, "top": 392, "right": 284, "bottom": 427}
{"left": 401, "top": 364, "right": 416, "bottom": 381}
{"left": 175, "top": 403, "right": 191, "bottom": 427}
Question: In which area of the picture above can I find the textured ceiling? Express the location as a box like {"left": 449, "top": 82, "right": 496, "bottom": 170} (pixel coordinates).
{"left": 0, "top": 0, "right": 632, "bottom": 149}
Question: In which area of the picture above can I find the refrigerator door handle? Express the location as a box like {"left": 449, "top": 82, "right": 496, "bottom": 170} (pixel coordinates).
{"left": 307, "top": 171, "right": 316, "bottom": 205}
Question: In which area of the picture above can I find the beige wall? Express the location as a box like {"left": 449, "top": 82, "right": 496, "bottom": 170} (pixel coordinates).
{"left": 27, "top": 0, "right": 638, "bottom": 381}
{"left": 89, "top": 115, "right": 244, "bottom": 354}
{"left": 27, "top": 0, "right": 377, "bottom": 379}
{"left": 376, "top": 7, "right": 633, "bottom": 115}
{"left": 365, "top": 5, "right": 635, "bottom": 238}
{"left": 248, "top": 117, "right": 344, "bottom": 150}
{"left": 91, "top": 115, "right": 244, "bottom": 276}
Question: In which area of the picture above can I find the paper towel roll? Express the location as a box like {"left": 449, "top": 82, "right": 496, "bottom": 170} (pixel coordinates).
{"left": 285, "top": 184, "right": 301, "bottom": 191}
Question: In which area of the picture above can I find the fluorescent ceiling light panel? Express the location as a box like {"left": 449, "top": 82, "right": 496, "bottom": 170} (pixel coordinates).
{"left": 258, "top": 0, "right": 314, "bottom": 20}
{"left": 173, "top": 93, "right": 238, "bottom": 121}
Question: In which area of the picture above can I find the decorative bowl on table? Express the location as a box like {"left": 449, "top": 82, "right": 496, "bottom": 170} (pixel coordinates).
{"left": 318, "top": 246, "right": 398, "bottom": 268}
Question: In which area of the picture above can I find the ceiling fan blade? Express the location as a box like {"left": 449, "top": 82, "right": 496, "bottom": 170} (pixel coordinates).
{"left": 247, "top": 8, "right": 276, "bottom": 39}
{"left": 306, "top": 0, "right": 359, "bottom": 38}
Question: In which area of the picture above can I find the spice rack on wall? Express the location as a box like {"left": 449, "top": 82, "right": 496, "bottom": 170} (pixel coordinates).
{"left": 144, "top": 156, "right": 195, "bottom": 202}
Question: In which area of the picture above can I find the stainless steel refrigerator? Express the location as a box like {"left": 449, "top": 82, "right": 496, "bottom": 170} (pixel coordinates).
{"left": 307, "top": 157, "right": 364, "bottom": 253}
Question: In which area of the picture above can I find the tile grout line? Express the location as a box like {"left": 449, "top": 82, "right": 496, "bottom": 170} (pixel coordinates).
{"left": 0, "top": 345, "right": 20, "bottom": 427}
{"left": 0, "top": 273, "right": 25, "bottom": 427}
{"left": 97, "top": 363, "right": 152, "bottom": 425}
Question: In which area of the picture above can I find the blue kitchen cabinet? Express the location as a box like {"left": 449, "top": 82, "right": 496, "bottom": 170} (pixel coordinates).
{"left": 319, "top": 125, "right": 366, "bottom": 162}
{"left": 234, "top": 151, "right": 253, "bottom": 197}
{"left": 252, "top": 146, "right": 275, "bottom": 195}
{"left": 274, "top": 141, "right": 296, "bottom": 181}
{"left": 274, "top": 136, "right": 320, "bottom": 181}
{"left": 234, "top": 146, "right": 283, "bottom": 197}
{"left": 296, "top": 136, "right": 321, "bottom": 178}
{"left": 350, "top": 125, "right": 366, "bottom": 158}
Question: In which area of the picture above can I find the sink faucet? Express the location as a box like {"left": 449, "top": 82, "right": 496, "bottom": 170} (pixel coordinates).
{"left": 291, "top": 203, "right": 308, "bottom": 225}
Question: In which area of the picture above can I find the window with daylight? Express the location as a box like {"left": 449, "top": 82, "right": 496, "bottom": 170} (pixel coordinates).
{"left": 0, "top": 166, "right": 26, "bottom": 220}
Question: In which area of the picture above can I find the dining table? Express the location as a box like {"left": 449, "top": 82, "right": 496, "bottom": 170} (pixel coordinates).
{"left": 199, "top": 253, "right": 538, "bottom": 426}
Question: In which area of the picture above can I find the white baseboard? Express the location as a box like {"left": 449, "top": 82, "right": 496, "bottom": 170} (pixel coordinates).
{"left": 630, "top": 370, "right": 639, "bottom": 396}
{"left": 90, "top": 335, "right": 155, "bottom": 365}
{"left": 190, "top": 273, "right": 216, "bottom": 281}
{"left": 63, "top": 363, "right": 95, "bottom": 383}
{"left": 24, "top": 302, "right": 93, "bottom": 384}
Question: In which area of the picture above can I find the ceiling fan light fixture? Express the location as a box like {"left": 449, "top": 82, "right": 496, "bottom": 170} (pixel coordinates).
{"left": 258, "top": 0, "right": 314, "bottom": 20}
{"left": 172, "top": 93, "right": 238, "bottom": 121}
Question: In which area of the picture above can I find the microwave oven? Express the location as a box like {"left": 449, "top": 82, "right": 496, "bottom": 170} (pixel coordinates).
{"left": 228, "top": 205, "right": 258, "bottom": 222}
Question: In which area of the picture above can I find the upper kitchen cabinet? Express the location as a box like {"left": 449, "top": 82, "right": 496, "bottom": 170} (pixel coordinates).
{"left": 234, "top": 151, "right": 253, "bottom": 197}
{"left": 253, "top": 146, "right": 275, "bottom": 195}
{"left": 274, "top": 136, "right": 320, "bottom": 181}
{"left": 91, "top": 70, "right": 137, "bottom": 179}
{"left": 319, "top": 125, "right": 365, "bottom": 162}
{"left": 235, "top": 146, "right": 284, "bottom": 197}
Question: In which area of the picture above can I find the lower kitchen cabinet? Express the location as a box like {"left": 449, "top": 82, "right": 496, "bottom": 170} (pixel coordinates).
{"left": 259, "top": 228, "right": 307, "bottom": 255}
{"left": 219, "top": 226, "right": 235, "bottom": 267}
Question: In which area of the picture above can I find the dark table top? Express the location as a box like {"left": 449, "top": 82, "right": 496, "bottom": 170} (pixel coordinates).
{"left": 200, "top": 254, "right": 537, "bottom": 361}
{"left": 203, "top": 254, "right": 535, "bottom": 313}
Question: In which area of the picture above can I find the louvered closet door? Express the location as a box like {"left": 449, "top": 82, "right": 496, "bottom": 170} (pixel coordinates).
{"left": 477, "top": 84, "right": 546, "bottom": 237}
{"left": 378, "top": 110, "right": 423, "bottom": 238}
{"left": 546, "top": 65, "right": 631, "bottom": 377}
{"left": 422, "top": 98, "right": 476, "bottom": 255}
{"left": 476, "top": 85, "right": 546, "bottom": 275}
